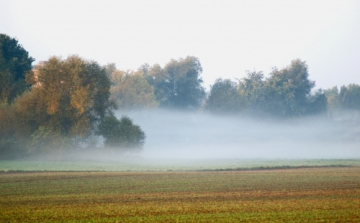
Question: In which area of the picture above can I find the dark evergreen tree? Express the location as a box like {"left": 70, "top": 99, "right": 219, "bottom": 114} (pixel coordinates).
{"left": 0, "top": 34, "right": 34, "bottom": 103}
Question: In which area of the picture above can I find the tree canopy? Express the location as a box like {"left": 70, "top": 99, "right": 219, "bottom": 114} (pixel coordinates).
{"left": 97, "top": 115, "right": 145, "bottom": 150}
{"left": 238, "top": 71, "right": 266, "bottom": 114}
{"left": 0, "top": 51, "right": 146, "bottom": 159}
{"left": 109, "top": 69, "right": 158, "bottom": 110}
{"left": 147, "top": 56, "right": 206, "bottom": 110}
{"left": 339, "top": 84, "right": 360, "bottom": 110}
{"left": 263, "top": 59, "right": 315, "bottom": 117}
{"left": 205, "top": 59, "right": 327, "bottom": 118}
{"left": 205, "top": 78, "right": 243, "bottom": 114}
{"left": 0, "top": 34, "right": 34, "bottom": 103}
{"left": 15, "top": 56, "right": 111, "bottom": 153}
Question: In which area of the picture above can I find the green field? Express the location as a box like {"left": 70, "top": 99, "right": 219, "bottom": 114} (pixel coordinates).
{"left": 1, "top": 159, "right": 360, "bottom": 172}
{"left": 1, "top": 162, "right": 360, "bottom": 222}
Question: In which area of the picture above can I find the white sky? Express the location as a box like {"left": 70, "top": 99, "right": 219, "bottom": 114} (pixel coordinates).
{"left": 1, "top": 0, "right": 359, "bottom": 90}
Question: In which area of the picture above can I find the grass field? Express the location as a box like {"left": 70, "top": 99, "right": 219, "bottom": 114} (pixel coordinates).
{"left": 1, "top": 166, "right": 360, "bottom": 222}
{"left": 1, "top": 159, "right": 360, "bottom": 172}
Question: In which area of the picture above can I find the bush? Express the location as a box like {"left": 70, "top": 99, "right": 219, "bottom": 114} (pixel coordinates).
{"left": 97, "top": 115, "right": 145, "bottom": 150}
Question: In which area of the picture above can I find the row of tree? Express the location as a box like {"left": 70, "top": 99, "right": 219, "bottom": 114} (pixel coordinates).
{"left": 324, "top": 85, "right": 360, "bottom": 117}
{"left": 1, "top": 34, "right": 359, "bottom": 159}
{"left": 205, "top": 60, "right": 326, "bottom": 117}
{"left": 106, "top": 56, "right": 359, "bottom": 119}
{"left": 105, "top": 56, "right": 206, "bottom": 111}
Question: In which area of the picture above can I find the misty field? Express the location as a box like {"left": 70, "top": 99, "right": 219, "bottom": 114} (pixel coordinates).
{"left": 1, "top": 167, "right": 360, "bottom": 222}
{"left": 1, "top": 159, "right": 360, "bottom": 172}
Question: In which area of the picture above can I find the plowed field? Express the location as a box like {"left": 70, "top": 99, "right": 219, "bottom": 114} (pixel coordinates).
{"left": 1, "top": 167, "right": 359, "bottom": 222}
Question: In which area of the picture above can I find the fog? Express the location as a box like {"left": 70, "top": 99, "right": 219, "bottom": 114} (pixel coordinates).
{"left": 115, "top": 109, "right": 360, "bottom": 160}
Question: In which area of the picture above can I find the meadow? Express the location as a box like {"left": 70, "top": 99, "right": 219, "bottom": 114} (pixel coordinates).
{"left": 1, "top": 158, "right": 359, "bottom": 172}
{"left": 0, "top": 160, "right": 360, "bottom": 222}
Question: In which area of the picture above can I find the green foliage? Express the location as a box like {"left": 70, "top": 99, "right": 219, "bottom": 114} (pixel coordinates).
{"left": 285, "top": 59, "right": 315, "bottom": 106}
{"left": 2, "top": 56, "right": 112, "bottom": 156}
{"left": 339, "top": 84, "right": 360, "bottom": 110}
{"left": 205, "top": 78, "right": 243, "bottom": 114}
{"left": 103, "top": 63, "right": 116, "bottom": 79}
{"left": 263, "top": 59, "right": 315, "bottom": 117}
{"left": 323, "top": 84, "right": 360, "bottom": 120}
{"left": 0, "top": 103, "right": 21, "bottom": 159}
{"left": 26, "top": 56, "right": 110, "bottom": 148}
{"left": 233, "top": 59, "right": 320, "bottom": 118}
{"left": 307, "top": 90, "right": 327, "bottom": 115}
{"left": 238, "top": 71, "right": 266, "bottom": 114}
{"left": 0, "top": 50, "right": 148, "bottom": 159}
{"left": 324, "top": 86, "right": 340, "bottom": 117}
{"left": 109, "top": 69, "right": 158, "bottom": 110}
{"left": 97, "top": 115, "right": 145, "bottom": 150}
{"left": 0, "top": 34, "right": 34, "bottom": 103}
{"left": 147, "top": 56, "right": 206, "bottom": 110}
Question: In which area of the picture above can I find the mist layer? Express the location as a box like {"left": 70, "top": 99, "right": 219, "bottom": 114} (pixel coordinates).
{"left": 116, "top": 109, "right": 360, "bottom": 160}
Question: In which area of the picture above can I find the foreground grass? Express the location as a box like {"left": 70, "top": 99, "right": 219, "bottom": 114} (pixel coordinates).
{"left": 1, "top": 167, "right": 360, "bottom": 222}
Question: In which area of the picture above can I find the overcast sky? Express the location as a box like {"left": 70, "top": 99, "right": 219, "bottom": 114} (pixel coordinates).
{"left": 1, "top": 0, "right": 359, "bottom": 90}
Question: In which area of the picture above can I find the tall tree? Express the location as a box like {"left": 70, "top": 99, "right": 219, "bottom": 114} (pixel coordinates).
{"left": 307, "top": 90, "right": 327, "bottom": 115}
{"left": 263, "top": 59, "right": 315, "bottom": 117}
{"left": 339, "top": 84, "right": 360, "bottom": 110}
{"left": 22, "top": 56, "right": 111, "bottom": 153}
{"left": 103, "top": 63, "right": 116, "bottom": 79}
{"left": 0, "top": 102, "right": 22, "bottom": 159}
{"left": 7, "top": 55, "right": 147, "bottom": 157}
{"left": 0, "top": 34, "right": 34, "bottom": 103}
{"left": 205, "top": 78, "right": 243, "bottom": 114}
{"left": 238, "top": 71, "right": 266, "bottom": 113}
{"left": 324, "top": 86, "right": 340, "bottom": 117}
{"left": 109, "top": 69, "right": 158, "bottom": 110}
{"left": 147, "top": 56, "right": 206, "bottom": 110}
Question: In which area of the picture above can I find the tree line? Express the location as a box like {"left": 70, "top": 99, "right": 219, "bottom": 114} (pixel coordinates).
{"left": 1, "top": 34, "right": 359, "bottom": 159}
{"left": 106, "top": 53, "right": 359, "bottom": 119}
